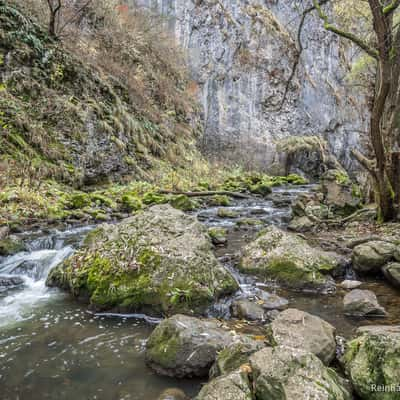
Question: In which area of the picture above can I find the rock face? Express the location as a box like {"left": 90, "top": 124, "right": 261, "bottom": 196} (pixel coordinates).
{"left": 266, "top": 308, "right": 337, "bottom": 365}
{"left": 343, "top": 289, "right": 386, "bottom": 317}
{"left": 133, "top": 0, "right": 367, "bottom": 173}
{"left": 46, "top": 205, "right": 238, "bottom": 315}
{"left": 239, "top": 225, "right": 338, "bottom": 293}
{"left": 352, "top": 241, "right": 396, "bottom": 274}
{"left": 343, "top": 325, "right": 400, "bottom": 400}
{"left": 0, "top": 276, "right": 24, "bottom": 292}
{"left": 145, "top": 314, "right": 253, "bottom": 378}
{"left": 231, "top": 299, "right": 265, "bottom": 321}
{"left": 250, "top": 346, "right": 352, "bottom": 400}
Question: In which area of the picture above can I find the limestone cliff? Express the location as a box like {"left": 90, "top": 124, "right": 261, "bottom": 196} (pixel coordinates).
{"left": 132, "top": 0, "right": 369, "bottom": 173}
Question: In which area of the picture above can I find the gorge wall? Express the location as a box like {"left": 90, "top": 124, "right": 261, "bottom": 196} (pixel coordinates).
{"left": 131, "top": 0, "right": 369, "bottom": 173}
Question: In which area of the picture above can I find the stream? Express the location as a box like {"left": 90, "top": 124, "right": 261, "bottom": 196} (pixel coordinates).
{"left": 1, "top": 185, "right": 400, "bottom": 399}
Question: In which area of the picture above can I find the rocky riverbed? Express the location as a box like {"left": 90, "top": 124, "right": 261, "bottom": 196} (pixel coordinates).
{"left": 1, "top": 184, "right": 400, "bottom": 399}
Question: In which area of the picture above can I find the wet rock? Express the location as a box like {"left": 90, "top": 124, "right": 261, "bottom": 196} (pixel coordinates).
{"left": 0, "top": 237, "right": 26, "bottom": 256}
{"left": 287, "top": 216, "right": 314, "bottom": 232}
{"left": 239, "top": 225, "right": 338, "bottom": 293}
{"left": 352, "top": 241, "right": 396, "bottom": 274}
{"left": 46, "top": 205, "right": 238, "bottom": 316}
{"left": 217, "top": 208, "right": 239, "bottom": 218}
{"left": 382, "top": 262, "right": 400, "bottom": 288}
{"left": 270, "top": 193, "right": 292, "bottom": 208}
{"left": 250, "top": 346, "right": 352, "bottom": 400}
{"left": 235, "top": 218, "right": 263, "bottom": 228}
{"left": 265, "top": 309, "right": 280, "bottom": 322}
{"left": 340, "top": 280, "right": 363, "bottom": 290}
{"left": 0, "top": 275, "right": 24, "bottom": 292}
{"left": 343, "top": 325, "right": 400, "bottom": 400}
{"left": 231, "top": 300, "right": 265, "bottom": 321}
{"left": 321, "top": 169, "right": 361, "bottom": 216}
{"left": 210, "top": 340, "right": 265, "bottom": 378}
{"left": 0, "top": 226, "right": 10, "bottom": 240}
{"left": 208, "top": 227, "right": 227, "bottom": 246}
{"left": 254, "top": 289, "right": 288, "bottom": 310}
{"left": 157, "top": 388, "right": 189, "bottom": 400}
{"left": 145, "top": 314, "right": 251, "bottom": 378}
{"left": 195, "top": 368, "right": 253, "bottom": 400}
{"left": 343, "top": 289, "right": 386, "bottom": 317}
{"left": 266, "top": 308, "right": 336, "bottom": 365}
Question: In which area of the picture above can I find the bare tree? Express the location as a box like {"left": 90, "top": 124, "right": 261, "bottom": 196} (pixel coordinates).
{"left": 311, "top": 0, "right": 400, "bottom": 221}
{"left": 46, "top": 0, "right": 62, "bottom": 38}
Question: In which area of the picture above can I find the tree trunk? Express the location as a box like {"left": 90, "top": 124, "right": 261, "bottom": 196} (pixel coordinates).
{"left": 49, "top": 12, "right": 56, "bottom": 37}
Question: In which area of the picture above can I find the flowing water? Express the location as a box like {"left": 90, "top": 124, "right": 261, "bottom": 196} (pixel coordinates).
{"left": 1, "top": 185, "right": 400, "bottom": 399}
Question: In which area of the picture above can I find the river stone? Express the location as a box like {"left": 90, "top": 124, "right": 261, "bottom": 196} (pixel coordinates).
{"left": 343, "top": 289, "right": 386, "bottom": 317}
{"left": 157, "top": 388, "right": 188, "bottom": 400}
{"left": 340, "top": 280, "right": 363, "bottom": 290}
{"left": 352, "top": 241, "right": 396, "bottom": 274}
{"left": 145, "top": 314, "right": 252, "bottom": 378}
{"left": 255, "top": 289, "right": 289, "bottom": 310}
{"left": 0, "top": 275, "right": 24, "bottom": 292}
{"left": 210, "top": 339, "right": 266, "bottom": 378}
{"left": 382, "top": 262, "right": 400, "bottom": 288}
{"left": 266, "top": 308, "right": 336, "bottom": 365}
{"left": 343, "top": 325, "right": 400, "bottom": 400}
{"left": 231, "top": 299, "right": 265, "bottom": 321}
{"left": 239, "top": 225, "right": 337, "bottom": 293}
{"left": 287, "top": 216, "right": 314, "bottom": 233}
{"left": 195, "top": 368, "right": 253, "bottom": 400}
{"left": 250, "top": 346, "right": 352, "bottom": 400}
{"left": 46, "top": 205, "right": 238, "bottom": 315}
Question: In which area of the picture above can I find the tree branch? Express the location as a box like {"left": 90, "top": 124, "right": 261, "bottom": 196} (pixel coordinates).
{"left": 351, "top": 149, "right": 378, "bottom": 181}
{"left": 313, "top": 0, "right": 379, "bottom": 60}
{"left": 383, "top": 0, "right": 400, "bottom": 16}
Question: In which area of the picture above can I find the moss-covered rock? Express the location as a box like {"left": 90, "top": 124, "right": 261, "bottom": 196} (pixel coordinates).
{"left": 250, "top": 346, "right": 352, "bottom": 400}
{"left": 239, "top": 225, "right": 338, "bottom": 293}
{"left": 46, "top": 205, "right": 238, "bottom": 315}
{"left": 352, "top": 241, "right": 396, "bottom": 274}
{"left": 217, "top": 208, "right": 239, "bottom": 218}
{"left": 120, "top": 194, "right": 143, "bottom": 212}
{"left": 208, "top": 227, "right": 228, "bottom": 246}
{"left": 169, "top": 195, "right": 198, "bottom": 211}
{"left": 146, "top": 314, "right": 252, "bottom": 378}
{"left": 0, "top": 237, "right": 26, "bottom": 256}
{"left": 343, "top": 326, "right": 400, "bottom": 400}
{"left": 207, "top": 195, "right": 231, "bottom": 207}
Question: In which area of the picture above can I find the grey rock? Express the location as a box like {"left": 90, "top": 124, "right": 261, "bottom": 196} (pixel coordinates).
{"left": 352, "top": 241, "right": 396, "bottom": 274}
{"left": 254, "top": 289, "right": 289, "bottom": 310}
{"left": 250, "top": 346, "right": 352, "bottom": 400}
{"left": 239, "top": 225, "right": 338, "bottom": 293}
{"left": 267, "top": 308, "right": 337, "bottom": 365}
{"left": 287, "top": 216, "right": 314, "bottom": 233}
{"left": 343, "top": 289, "right": 386, "bottom": 317}
{"left": 195, "top": 368, "right": 253, "bottom": 400}
{"left": 157, "top": 388, "right": 188, "bottom": 400}
{"left": 382, "top": 262, "right": 400, "bottom": 288}
{"left": 145, "top": 314, "right": 253, "bottom": 378}
{"left": 0, "top": 275, "right": 24, "bottom": 292}
{"left": 340, "top": 280, "right": 363, "bottom": 290}
{"left": 231, "top": 300, "right": 265, "bottom": 321}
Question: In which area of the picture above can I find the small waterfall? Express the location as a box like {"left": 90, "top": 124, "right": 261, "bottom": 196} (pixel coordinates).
{"left": 0, "top": 226, "right": 93, "bottom": 326}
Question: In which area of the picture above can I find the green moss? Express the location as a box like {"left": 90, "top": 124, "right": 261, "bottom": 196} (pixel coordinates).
{"left": 208, "top": 195, "right": 231, "bottom": 206}
{"left": 169, "top": 195, "right": 198, "bottom": 211}
{"left": 250, "top": 183, "right": 272, "bottom": 197}
{"left": 236, "top": 218, "right": 263, "bottom": 227}
{"left": 68, "top": 193, "right": 91, "bottom": 209}
{"left": 142, "top": 192, "right": 168, "bottom": 205}
{"left": 120, "top": 194, "right": 143, "bottom": 212}
{"left": 0, "top": 237, "right": 26, "bottom": 256}
{"left": 217, "top": 208, "right": 239, "bottom": 218}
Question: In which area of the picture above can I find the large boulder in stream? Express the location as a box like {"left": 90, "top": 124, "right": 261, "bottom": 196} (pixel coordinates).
{"left": 343, "top": 325, "right": 400, "bottom": 400}
{"left": 266, "top": 308, "right": 337, "bottom": 365}
{"left": 250, "top": 346, "right": 352, "bottom": 400}
{"left": 352, "top": 241, "right": 396, "bottom": 274}
{"left": 239, "top": 225, "right": 339, "bottom": 293}
{"left": 382, "top": 262, "right": 400, "bottom": 288}
{"left": 343, "top": 289, "right": 387, "bottom": 317}
{"left": 145, "top": 314, "right": 260, "bottom": 378}
{"left": 46, "top": 205, "right": 238, "bottom": 315}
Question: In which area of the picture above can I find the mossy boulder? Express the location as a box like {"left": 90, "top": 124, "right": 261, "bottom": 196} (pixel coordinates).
{"left": 120, "top": 194, "right": 143, "bottom": 212}
{"left": 266, "top": 308, "right": 337, "bottom": 365}
{"left": 169, "top": 195, "right": 198, "bottom": 211}
{"left": 343, "top": 325, "right": 400, "bottom": 400}
{"left": 249, "top": 183, "right": 272, "bottom": 197}
{"left": 239, "top": 226, "right": 338, "bottom": 293}
{"left": 352, "top": 241, "right": 396, "bottom": 274}
{"left": 46, "top": 205, "right": 238, "bottom": 315}
{"left": 67, "top": 193, "right": 92, "bottom": 209}
{"left": 0, "top": 237, "right": 26, "bottom": 256}
{"left": 208, "top": 195, "right": 231, "bottom": 207}
{"left": 217, "top": 208, "right": 239, "bottom": 218}
{"left": 382, "top": 262, "right": 400, "bottom": 288}
{"left": 208, "top": 227, "right": 228, "bottom": 246}
{"left": 250, "top": 346, "right": 352, "bottom": 400}
{"left": 195, "top": 368, "right": 253, "bottom": 400}
{"left": 145, "top": 314, "right": 253, "bottom": 378}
